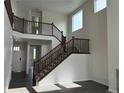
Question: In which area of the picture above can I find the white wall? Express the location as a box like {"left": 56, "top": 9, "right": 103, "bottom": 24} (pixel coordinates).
{"left": 12, "top": 31, "right": 60, "bottom": 49}
{"left": 42, "top": 10, "right": 67, "bottom": 36}
{"left": 39, "top": 54, "right": 89, "bottom": 86}
{"left": 67, "top": 0, "right": 108, "bottom": 86}
{"left": 11, "top": 0, "right": 29, "bottom": 18}
{"left": 67, "top": 2, "right": 89, "bottom": 40}
{"left": 107, "top": 0, "right": 119, "bottom": 92}
{"left": 28, "top": 40, "right": 52, "bottom": 57}
{"left": 88, "top": 8, "right": 108, "bottom": 86}
{"left": 41, "top": 42, "right": 51, "bottom": 57}
{"left": 4, "top": 7, "right": 13, "bottom": 93}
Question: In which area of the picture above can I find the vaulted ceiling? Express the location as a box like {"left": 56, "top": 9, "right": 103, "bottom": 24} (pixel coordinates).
{"left": 14, "top": 0, "right": 87, "bottom": 15}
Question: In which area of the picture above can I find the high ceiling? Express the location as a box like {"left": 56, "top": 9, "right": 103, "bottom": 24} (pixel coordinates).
{"left": 15, "top": 0, "right": 87, "bottom": 15}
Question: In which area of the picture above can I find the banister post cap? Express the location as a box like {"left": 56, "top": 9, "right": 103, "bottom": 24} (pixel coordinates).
{"left": 72, "top": 36, "right": 75, "bottom": 39}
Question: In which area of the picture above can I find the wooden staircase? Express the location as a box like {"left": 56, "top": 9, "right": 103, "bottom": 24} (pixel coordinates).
{"left": 33, "top": 37, "right": 90, "bottom": 84}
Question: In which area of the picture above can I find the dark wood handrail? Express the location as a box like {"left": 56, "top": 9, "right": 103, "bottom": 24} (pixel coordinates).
{"left": 13, "top": 15, "right": 23, "bottom": 20}
{"left": 74, "top": 38, "right": 90, "bottom": 40}
{"left": 13, "top": 15, "right": 52, "bottom": 25}
{"left": 14, "top": 15, "right": 52, "bottom": 25}
{"left": 24, "top": 19, "right": 52, "bottom": 25}
{"left": 53, "top": 24, "right": 62, "bottom": 33}
{"left": 4, "top": 0, "right": 13, "bottom": 26}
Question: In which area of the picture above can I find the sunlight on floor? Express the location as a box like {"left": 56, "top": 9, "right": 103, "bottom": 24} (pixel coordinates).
{"left": 59, "top": 82, "right": 82, "bottom": 88}
{"left": 8, "top": 87, "right": 30, "bottom": 93}
{"left": 33, "top": 85, "right": 61, "bottom": 92}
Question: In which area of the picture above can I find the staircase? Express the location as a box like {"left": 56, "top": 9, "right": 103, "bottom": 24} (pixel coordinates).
{"left": 11, "top": 14, "right": 90, "bottom": 85}
{"left": 4, "top": 0, "right": 90, "bottom": 85}
{"left": 33, "top": 37, "right": 90, "bottom": 84}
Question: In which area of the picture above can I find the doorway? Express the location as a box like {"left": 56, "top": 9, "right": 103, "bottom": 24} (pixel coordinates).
{"left": 30, "top": 45, "right": 41, "bottom": 67}
{"left": 12, "top": 46, "right": 23, "bottom": 72}
{"left": 12, "top": 41, "right": 27, "bottom": 72}
{"left": 9, "top": 41, "right": 28, "bottom": 88}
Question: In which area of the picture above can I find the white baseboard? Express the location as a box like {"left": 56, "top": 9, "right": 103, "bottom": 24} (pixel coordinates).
{"left": 108, "top": 88, "right": 117, "bottom": 93}
{"left": 92, "top": 79, "right": 108, "bottom": 86}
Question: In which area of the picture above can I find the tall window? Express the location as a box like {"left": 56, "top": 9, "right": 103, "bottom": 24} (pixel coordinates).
{"left": 32, "top": 16, "right": 41, "bottom": 34}
{"left": 72, "top": 10, "right": 83, "bottom": 32}
{"left": 33, "top": 47, "right": 36, "bottom": 60}
{"left": 94, "top": 0, "right": 107, "bottom": 13}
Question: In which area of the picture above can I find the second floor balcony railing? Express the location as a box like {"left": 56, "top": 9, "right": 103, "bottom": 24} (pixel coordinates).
{"left": 4, "top": 0, "right": 64, "bottom": 42}
{"left": 13, "top": 15, "right": 63, "bottom": 42}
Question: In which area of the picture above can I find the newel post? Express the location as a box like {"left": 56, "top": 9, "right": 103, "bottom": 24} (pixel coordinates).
{"left": 33, "top": 62, "right": 36, "bottom": 86}
{"left": 61, "top": 31, "right": 63, "bottom": 43}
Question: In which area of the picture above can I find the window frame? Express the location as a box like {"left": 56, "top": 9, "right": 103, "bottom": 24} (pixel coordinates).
{"left": 72, "top": 9, "right": 83, "bottom": 32}
{"left": 94, "top": 0, "right": 107, "bottom": 13}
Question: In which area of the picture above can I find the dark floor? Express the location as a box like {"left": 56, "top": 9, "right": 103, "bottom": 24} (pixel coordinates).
{"left": 9, "top": 71, "right": 109, "bottom": 93}
{"left": 37, "top": 81, "right": 108, "bottom": 93}
{"left": 9, "top": 71, "right": 32, "bottom": 89}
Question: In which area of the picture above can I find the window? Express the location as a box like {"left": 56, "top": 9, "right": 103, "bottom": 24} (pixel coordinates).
{"left": 94, "top": 0, "right": 107, "bottom": 13}
{"left": 32, "top": 16, "right": 41, "bottom": 34}
{"left": 36, "top": 29, "right": 39, "bottom": 34}
{"left": 33, "top": 47, "right": 36, "bottom": 60}
{"left": 72, "top": 10, "right": 83, "bottom": 32}
{"left": 13, "top": 46, "right": 20, "bottom": 51}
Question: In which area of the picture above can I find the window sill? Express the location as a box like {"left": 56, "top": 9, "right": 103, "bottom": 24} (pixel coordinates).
{"left": 72, "top": 28, "right": 83, "bottom": 33}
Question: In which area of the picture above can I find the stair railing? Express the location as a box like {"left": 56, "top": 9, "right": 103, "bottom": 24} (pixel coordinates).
{"left": 34, "top": 37, "right": 90, "bottom": 82}
{"left": 13, "top": 15, "right": 63, "bottom": 42}
{"left": 4, "top": 0, "right": 63, "bottom": 42}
